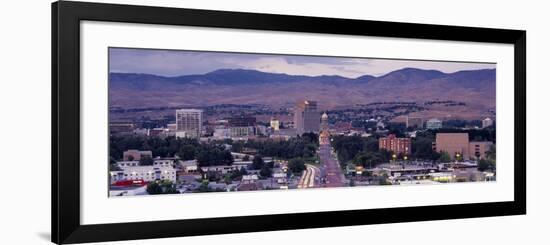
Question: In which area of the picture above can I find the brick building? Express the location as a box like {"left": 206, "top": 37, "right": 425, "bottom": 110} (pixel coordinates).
{"left": 379, "top": 134, "right": 412, "bottom": 155}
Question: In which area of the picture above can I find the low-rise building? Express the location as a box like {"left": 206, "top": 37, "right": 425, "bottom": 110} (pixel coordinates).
{"left": 116, "top": 161, "right": 140, "bottom": 168}
{"left": 109, "top": 122, "right": 135, "bottom": 134}
{"left": 434, "top": 133, "right": 470, "bottom": 159}
{"left": 469, "top": 141, "right": 494, "bottom": 159}
{"left": 233, "top": 161, "right": 253, "bottom": 170}
{"left": 434, "top": 133, "right": 494, "bottom": 160}
{"left": 230, "top": 126, "right": 256, "bottom": 138}
{"left": 213, "top": 127, "right": 230, "bottom": 139}
{"left": 153, "top": 158, "right": 174, "bottom": 167}
{"left": 241, "top": 174, "right": 259, "bottom": 184}
{"left": 180, "top": 160, "right": 199, "bottom": 174}
{"left": 117, "top": 158, "right": 173, "bottom": 168}
{"left": 406, "top": 116, "right": 423, "bottom": 129}
{"left": 426, "top": 118, "right": 443, "bottom": 130}
{"left": 270, "top": 128, "right": 299, "bottom": 140}
{"left": 123, "top": 149, "right": 153, "bottom": 161}
{"left": 429, "top": 172, "right": 455, "bottom": 182}
{"left": 110, "top": 165, "right": 176, "bottom": 184}
{"left": 255, "top": 125, "right": 268, "bottom": 136}
{"left": 201, "top": 165, "right": 240, "bottom": 174}
{"left": 379, "top": 134, "right": 411, "bottom": 155}
{"left": 272, "top": 172, "right": 287, "bottom": 184}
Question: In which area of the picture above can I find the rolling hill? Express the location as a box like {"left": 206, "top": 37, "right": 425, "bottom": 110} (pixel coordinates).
{"left": 108, "top": 68, "right": 496, "bottom": 112}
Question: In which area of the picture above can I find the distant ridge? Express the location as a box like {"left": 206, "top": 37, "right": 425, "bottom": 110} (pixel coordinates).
{"left": 109, "top": 68, "right": 496, "bottom": 111}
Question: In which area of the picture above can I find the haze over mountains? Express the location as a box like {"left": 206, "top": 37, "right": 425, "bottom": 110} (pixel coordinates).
{"left": 109, "top": 67, "right": 496, "bottom": 111}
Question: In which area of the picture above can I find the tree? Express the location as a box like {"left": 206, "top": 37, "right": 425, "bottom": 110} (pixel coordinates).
{"left": 178, "top": 145, "right": 196, "bottom": 160}
{"left": 438, "top": 151, "right": 451, "bottom": 163}
{"left": 139, "top": 156, "right": 154, "bottom": 166}
{"left": 197, "top": 180, "right": 211, "bottom": 192}
{"left": 300, "top": 132, "right": 319, "bottom": 145}
{"left": 196, "top": 145, "right": 233, "bottom": 167}
{"left": 478, "top": 159, "right": 490, "bottom": 171}
{"left": 252, "top": 155, "right": 265, "bottom": 170}
{"left": 485, "top": 145, "right": 496, "bottom": 162}
{"left": 353, "top": 151, "right": 387, "bottom": 168}
{"left": 223, "top": 174, "right": 232, "bottom": 184}
{"left": 361, "top": 170, "right": 372, "bottom": 177}
{"left": 288, "top": 158, "right": 306, "bottom": 173}
{"left": 146, "top": 180, "right": 178, "bottom": 195}
{"left": 109, "top": 163, "right": 121, "bottom": 171}
{"left": 412, "top": 137, "right": 436, "bottom": 160}
{"left": 363, "top": 137, "right": 379, "bottom": 152}
{"left": 454, "top": 152, "right": 463, "bottom": 162}
{"left": 397, "top": 152, "right": 405, "bottom": 160}
{"left": 162, "top": 181, "right": 179, "bottom": 194}
{"left": 239, "top": 166, "right": 248, "bottom": 176}
{"left": 229, "top": 167, "right": 248, "bottom": 181}
{"left": 430, "top": 151, "right": 441, "bottom": 162}
{"left": 240, "top": 136, "right": 318, "bottom": 160}
{"left": 378, "top": 176, "right": 391, "bottom": 185}
{"left": 260, "top": 165, "right": 273, "bottom": 178}
{"left": 146, "top": 182, "right": 163, "bottom": 195}
{"left": 231, "top": 141, "right": 244, "bottom": 153}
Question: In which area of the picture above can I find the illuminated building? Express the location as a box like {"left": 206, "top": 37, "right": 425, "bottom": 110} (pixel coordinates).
{"left": 319, "top": 112, "right": 330, "bottom": 145}
{"left": 294, "top": 100, "right": 320, "bottom": 134}
{"left": 379, "top": 134, "right": 411, "bottom": 155}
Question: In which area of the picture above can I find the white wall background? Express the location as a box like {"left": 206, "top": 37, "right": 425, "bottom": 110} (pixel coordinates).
{"left": 0, "top": 0, "right": 547, "bottom": 244}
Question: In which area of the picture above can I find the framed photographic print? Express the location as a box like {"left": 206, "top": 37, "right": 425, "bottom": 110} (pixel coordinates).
{"left": 52, "top": 1, "right": 526, "bottom": 244}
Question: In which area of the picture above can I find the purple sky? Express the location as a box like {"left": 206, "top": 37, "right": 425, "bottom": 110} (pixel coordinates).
{"left": 109, "top": 47, "right": 496, "bottom": 78}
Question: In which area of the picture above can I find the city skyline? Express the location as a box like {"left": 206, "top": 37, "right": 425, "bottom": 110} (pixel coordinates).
{"left": 108, "top": 47, "right": 497, "bottom": 197}
{"left": 109, "top": 47, "right": 496, "bottom": 78}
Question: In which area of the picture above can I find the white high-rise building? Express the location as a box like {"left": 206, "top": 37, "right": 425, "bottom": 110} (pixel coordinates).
{"left": 176, "top": 109, "right": 203, "bottom": 138}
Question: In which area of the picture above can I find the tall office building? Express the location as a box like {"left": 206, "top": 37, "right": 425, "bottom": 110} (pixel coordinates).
{"left": 176, "top": 109, "right": 203, "bottom": 138}
{"left": 294, "top": 100, "right": 320, "bottom": 134}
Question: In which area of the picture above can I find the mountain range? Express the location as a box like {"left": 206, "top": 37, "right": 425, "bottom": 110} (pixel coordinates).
{"left": 109, "top": 67, "right": 496, "bottom": 111}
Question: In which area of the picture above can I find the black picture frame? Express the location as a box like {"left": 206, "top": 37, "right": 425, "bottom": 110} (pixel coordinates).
{"left": 52, "top": 1, "right": 526, "bottom": 244}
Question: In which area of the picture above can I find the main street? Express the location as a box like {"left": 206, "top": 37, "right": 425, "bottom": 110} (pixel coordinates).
{"left": 297, "top": 164, "right": 320, "bottom": 188}
{"left": 319, "top": 142, "right": 345, "bottom": 187}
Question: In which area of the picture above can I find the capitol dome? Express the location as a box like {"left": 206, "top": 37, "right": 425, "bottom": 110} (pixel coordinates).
{"left": 321, "top": 112, "right": 328, "bottom": 120}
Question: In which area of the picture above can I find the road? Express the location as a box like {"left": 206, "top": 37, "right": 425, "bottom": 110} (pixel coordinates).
{"left": 297, "top": 164, "right": 320, "bottom": 188}
{"left": 319, "top": 142, "right": 345, "bottom": 187}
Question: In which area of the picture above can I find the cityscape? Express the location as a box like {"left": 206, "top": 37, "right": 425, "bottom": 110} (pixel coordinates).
{"left": 108, "top": 48, "right": 496, "bottom": 197}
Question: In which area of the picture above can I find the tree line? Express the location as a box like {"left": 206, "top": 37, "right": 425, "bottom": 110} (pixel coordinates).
{"left": 231, "top": 133, "right": 319, "bottom": 160}
{"left": 109, "top": 135, "right": 233, "bottom": 167}
{"left": 331, "top": 134, "right": 443, "bottom": 168}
